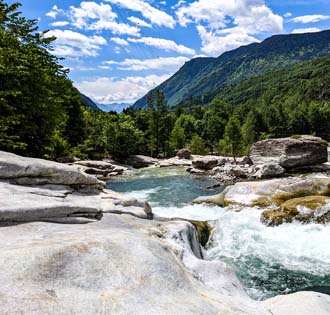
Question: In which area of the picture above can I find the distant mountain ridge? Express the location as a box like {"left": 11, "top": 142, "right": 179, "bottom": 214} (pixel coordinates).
{"left": 97, "top": 103, "right": 130, "bottom": 113}
{"left": 80, "top": 94, "right": 129, "bottom": 112}
{"left": 80, "top": 93, "right": 100, "bottom": 111}
{"left": 133, "top": 29, "right": 330, "bottom": 109}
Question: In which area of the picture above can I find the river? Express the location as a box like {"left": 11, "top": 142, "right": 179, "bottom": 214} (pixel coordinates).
{"left": 107, "top": 166, "right": 330, "bottom": 300}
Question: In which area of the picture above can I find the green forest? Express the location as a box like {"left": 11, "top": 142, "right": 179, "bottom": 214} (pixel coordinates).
{"left": 1, "top": 1, "right": 330, "bottom": 161}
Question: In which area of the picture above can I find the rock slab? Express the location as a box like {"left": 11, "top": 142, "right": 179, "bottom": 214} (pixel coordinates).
{"left": 249, "top": 135, "right": 328, "bottom": 170}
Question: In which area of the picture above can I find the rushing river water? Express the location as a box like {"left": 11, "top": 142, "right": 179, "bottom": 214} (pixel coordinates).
{"left": 107, "top": 167, "right": 330, "bottom": 300}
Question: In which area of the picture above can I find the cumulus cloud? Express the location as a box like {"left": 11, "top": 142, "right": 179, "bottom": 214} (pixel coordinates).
{"left": 46, "top": 5, "right": 64, "bottom": 19}
{"left": 128, "top": 36, "right": 195, "bottom": 55}
{"left": 47, "top": 29, "right": 107, "bottom": 57}
{"left": 69, "top": 1, "right": 140, "bottom": 36}
{"left": 105, "top": 0, "right": 175, "bottom": 28}
{"left": 104, "top": 56, "right": 189, "bottom": 71}
{"left": 176, "top": 0, "right": 283, "bottom": 56}
{"left": 75, "top": 74, "right": 171, "bottom": 104}
{"left": 290, "top": 15, "right": 330, "bottom": 24}
{"left": 292, "top": 27, "right": 321, "bottom": 34}
{"left": 110, "top": 37, "right": 129, "bottom": 46}
{"left": 128, "top": 16, "right": 152, "bottom": 28}
{"left": 197, "top": 26, "right": 258, "bottom": 56}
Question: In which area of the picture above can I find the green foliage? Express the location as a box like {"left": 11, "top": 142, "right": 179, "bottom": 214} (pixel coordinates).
{"left": 147, "top": 89, "right": 173, "bottom": 157}
{"left": 224, "top": 117, "right": 243, "bottom": 160}
{"left": 241, "top": 110, "right": 257, "bottom": 152}
{"left": 105, "top": 117, "right": 145, "bottom": 158}
{"left": 202, "top": 99, "right": 231, "bottom": 152}
{"left": 190, "top": 135, "right": 207, "bottom": 155}
{"left": 170, "top": 125, "right": 186, "bottom": 151}
{"left": 0, "top": 1, "right": 85, "bottom": 158}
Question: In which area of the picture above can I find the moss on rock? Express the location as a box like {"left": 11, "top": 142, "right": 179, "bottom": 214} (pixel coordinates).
{"left": 261, "top": 195, "right": 330, "bottom": 226}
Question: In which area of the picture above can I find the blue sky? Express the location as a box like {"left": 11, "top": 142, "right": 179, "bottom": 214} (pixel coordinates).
{"left": 8, "top": 0, "right": 330, "bottom": 107}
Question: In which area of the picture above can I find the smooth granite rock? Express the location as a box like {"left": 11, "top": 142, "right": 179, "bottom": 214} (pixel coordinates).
{"left": 0, "top": 214, "right": 258, "bottom": 315}
{"left": 0, "top": 151, "right": 103, "bottom": 187}
{"left": 261, "top": 291, "right": 330, "bottom": 315}
{"left": 158, "top": 156, "right": 192, "bottom": 167}
{"left": 194, "top": 176, "right": 330, "bottom": 207}
{"left": 124, "top": 155, "right": 159, "bottom": 168}
{"left": 249, "top": 135, "right": 328, "bottom": 170}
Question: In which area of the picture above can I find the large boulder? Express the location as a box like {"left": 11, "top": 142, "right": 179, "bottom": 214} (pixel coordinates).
{"left": 0, "top": 181, "right": 102, "bottom": 223}
{"left": 193, "top": 177, "right": 330, "bottom": 207}
{"left": 0, "top": 213, "right": 255, "bottom": 315}
{"left": 0, "top": 213, "right": 329, "bottom": 315}
{"left": 124, "top": 155, "right": 159, "bottom": 168}
{"left": 177, "top": 148, "right": 191, "bottom": 159}
{"left": 249, "top": 135, "right": 328, "bottom": 170}
{"left": 0, "top": 151, "right": 103, "bottom": 187}
{"left": 0, "top": 151, "right": 149, "bottom": 224}
{"left": 192, "top": 156, "right": 219, "bottom": 170}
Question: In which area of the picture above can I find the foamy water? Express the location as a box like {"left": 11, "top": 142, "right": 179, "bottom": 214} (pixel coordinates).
{"left": 107, "top": 167, "right": 330, "bottom": 300}
{"left": 206, "top": 207, "right": 330, "bottom": 299}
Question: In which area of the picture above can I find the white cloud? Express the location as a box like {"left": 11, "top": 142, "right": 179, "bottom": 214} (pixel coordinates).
{"left": 284, "top": 12, "right": 292, "bottom": 18}
{"left": 47, "top": 29, "right": 107, "bottom": 57}
{"left": 69, "top": 1, "right": 117, "bottom": 28}
{"left": 177, "top": 0, "right": 283, "bottom": 32}
{"left": 106, "top": 0, "right": 175, "bottom": 28}
{"left": 75, "top": 74, "right": 171, "bottom": 104}
{"left": 128, "top": 36, "right": 195, "bottom": 55}
{"left": 197, "top": 26, "right": 258, "bottom": 56}
{"left": 290, "top": 15, "right": 330, "bottom": 24}
{"left": 176, "top": 0, "right": 283, "bottom": 56}
{"left": 110, "top": 37, "right": 129, "bottom": 46}
{"left": 104, "top": 56, "right": 189, "bottom": 71}
{"left": 46, "top": 5, "right": 64, "bottom": 19}
{"left": 292, "top": 27, "right": 321, "bottom": 34}
{"left": 50, "top": 21, "right": 70, "bottom": 27}
{"left": 53, "top": 1, "right": 141, "bottom": 36}
{"left": 128, "top": 16, "right": 152, "bottom": 28}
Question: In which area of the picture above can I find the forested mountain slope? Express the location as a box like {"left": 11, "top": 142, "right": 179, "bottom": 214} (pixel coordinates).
{"left": 133, "top": 29, "right": 330, "bottom": 109}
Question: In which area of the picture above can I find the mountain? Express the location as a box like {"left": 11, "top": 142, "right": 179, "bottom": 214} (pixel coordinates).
{"left": 97, "top": 103, "right": 130, "bottom": 113}
{"left": 215, "top": 56, "right": 330, "bottom": 108}
{"left": 133, "top": 29, "right": 330, "bottom": 109}
{"left": 80, "top": 93, "right": 100, "bottom": 111}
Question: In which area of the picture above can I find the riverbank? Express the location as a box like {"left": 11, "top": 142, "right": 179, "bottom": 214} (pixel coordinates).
{"left": 1, "top": 150, "right": 330, "bottom": 314}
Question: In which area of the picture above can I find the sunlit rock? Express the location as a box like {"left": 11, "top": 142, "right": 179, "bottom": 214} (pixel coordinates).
{"left": 261, "top": 195, "right": 330, "bottom": 226}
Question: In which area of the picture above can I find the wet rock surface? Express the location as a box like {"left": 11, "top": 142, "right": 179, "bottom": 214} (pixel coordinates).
{"left": 261, "top": 195, "right": 330, "bottom": 226}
